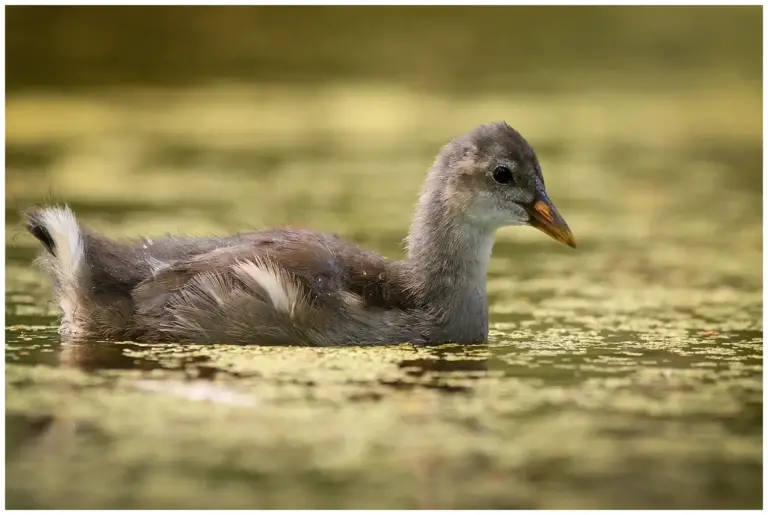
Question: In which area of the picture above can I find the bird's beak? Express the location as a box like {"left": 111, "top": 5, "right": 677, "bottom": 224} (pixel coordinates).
{"left": 524, "top": 194, "right": 576, "bottom": 248}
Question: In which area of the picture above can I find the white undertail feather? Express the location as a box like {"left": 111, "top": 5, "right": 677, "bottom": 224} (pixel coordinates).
{"left": 231, "top": 258, "right": 306, "bottom": 317}
{"left": 36, "top": 206, "right": 85, "bottom": 335}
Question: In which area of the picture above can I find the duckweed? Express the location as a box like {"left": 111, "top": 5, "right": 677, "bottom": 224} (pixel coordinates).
{"left": 6, "top": 79, "right": 761, "bottom": 508}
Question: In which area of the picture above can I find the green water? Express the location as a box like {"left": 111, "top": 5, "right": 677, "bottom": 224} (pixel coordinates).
{"left": 5, "top": 6, "right": 763, "bottom": 509}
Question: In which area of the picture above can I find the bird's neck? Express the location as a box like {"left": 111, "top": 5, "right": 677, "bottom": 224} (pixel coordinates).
{"left": 403, "top": 181, "right": 495, "bottom": 342}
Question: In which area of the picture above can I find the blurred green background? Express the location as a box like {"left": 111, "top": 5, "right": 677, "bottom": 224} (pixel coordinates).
{"left": 5, "top": 6, "right": 762, "bottom": 92}
{"left": 5, "top": 5, "right": 763, "bottom": 510}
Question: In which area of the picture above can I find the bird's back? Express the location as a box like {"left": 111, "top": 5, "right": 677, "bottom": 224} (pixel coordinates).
{"left": 27, "top": 207, "right": 425, "bottom": 345}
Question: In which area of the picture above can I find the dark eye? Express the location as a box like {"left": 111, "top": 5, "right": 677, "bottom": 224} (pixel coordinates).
{"left": 492, "top": 166, "right": 514, "bottom": 185}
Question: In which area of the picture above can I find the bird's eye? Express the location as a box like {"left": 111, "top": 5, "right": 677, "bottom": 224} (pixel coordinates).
{"left": 492, "top": 166, "right": 514, "bottom": 185}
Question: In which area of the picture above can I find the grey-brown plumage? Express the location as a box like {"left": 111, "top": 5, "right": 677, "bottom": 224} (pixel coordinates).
{"left": 25, "top": 122, "right": 575, "bottom": 346}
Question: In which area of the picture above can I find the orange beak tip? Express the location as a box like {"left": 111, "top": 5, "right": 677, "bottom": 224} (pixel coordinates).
{"left": 528, "top": 199, "right": 576, "bottom": 250}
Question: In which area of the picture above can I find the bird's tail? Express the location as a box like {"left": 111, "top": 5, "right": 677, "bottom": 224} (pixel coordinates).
{"left": 25, "top": 206, "right": 134, "bottom": 339}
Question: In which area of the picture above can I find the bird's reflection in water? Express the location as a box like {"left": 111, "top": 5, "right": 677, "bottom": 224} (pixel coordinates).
{"left": 390, "top": 344, "right": 497, "bottom": 394}
{"left": 7, "top": 341, "right": 90, "bottom": 471}
{"left": 58, "top": 340, "right": 221, "bottom": 379}
{"left": 11, "top": 339, "right": 228, "bottom": 467}
{"left": 58, "top": 340, "right": 159, "bottom": 372}
{"left": 15, "top": 340, "right": 500, "bottom": 463}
